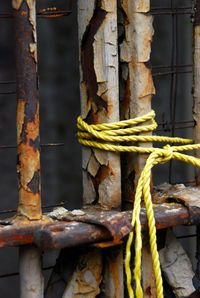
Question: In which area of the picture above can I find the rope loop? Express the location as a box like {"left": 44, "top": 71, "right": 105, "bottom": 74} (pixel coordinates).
{"left": 77, "top": 110, "right": 200, "bottom": 298}
{"left": 159, "top": 144, "right": 174, "bottom": 164}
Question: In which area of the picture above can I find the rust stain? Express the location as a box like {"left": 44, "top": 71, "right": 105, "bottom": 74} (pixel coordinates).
{"left": 92, "top": 165, "right": 109, "bottom": 203}
{"left": 21, "top": 10, "right": 28, "bottom": 16}
{"left": 81, "top": 0, "right": 107, "bottom": 124}
{"left": 12, "top": 0, "right": 23, "bottom": 10}
{"left": 14, "top": 0, "right": 41, "bottom": 220}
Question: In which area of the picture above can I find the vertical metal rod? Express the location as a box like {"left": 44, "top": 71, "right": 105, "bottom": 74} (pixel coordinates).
{"left": 13, "top": 0, "right": 42, "bottom": 220}
{"left": 193, "top": 0, "right": 200, "bottom": 293}
{"left": 118, "top": 0, "right": 156, "bottom": 296}
{"left": 12, "top": 1, "right": 43, "bottom": 297}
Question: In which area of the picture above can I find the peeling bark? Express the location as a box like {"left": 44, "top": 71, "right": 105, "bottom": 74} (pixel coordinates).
{"left": 79, "top": 0, "right": 121, "bottom": 209}
{"left": 102, "top": 246, "right": 124, "bottom": 297}
{"left": 76, "top": 1, "right": 123, "bottom": 297}
{"left": 118, "top": 0, "right": 155, "bottom": 204}
{"left": 62, "top": 249, "right": 103, "bottom": 298}
{"left": 118, "top": 0, "right": 155, "bottom": 295}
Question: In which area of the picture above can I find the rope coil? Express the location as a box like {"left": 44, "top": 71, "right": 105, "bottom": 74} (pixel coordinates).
{"left": 77, "top": 110, "right": 200, "bottom": 298}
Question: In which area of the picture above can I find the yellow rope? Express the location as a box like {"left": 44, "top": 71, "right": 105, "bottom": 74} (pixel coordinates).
{"left": 77, "top": 110, "right": 200, "bottom": 298}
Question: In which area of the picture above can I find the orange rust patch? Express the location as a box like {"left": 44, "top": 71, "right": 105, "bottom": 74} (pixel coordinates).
{"left": 21, "top": 10, "right": 27, "bottom": 15}
{"left": 18, "top": 190, "right": 42, "bottom": 220}
{"left": 16, "top": 100, "right": 26, "bottom": 142}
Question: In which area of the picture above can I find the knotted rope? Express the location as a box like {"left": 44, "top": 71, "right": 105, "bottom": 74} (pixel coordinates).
{"left": 77, "top": 110, "right": 200, "bottom": 298}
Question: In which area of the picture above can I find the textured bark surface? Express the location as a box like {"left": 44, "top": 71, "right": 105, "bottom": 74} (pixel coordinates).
{"left": 79, "top": 0, "right": 121, "bottom": 209}
{"left": 62, "top": 1, "right": 123, "bottom": 297}
{"left": 19, "top": 246, "right": 44, "bottom": 298}
{"left": 118, "top": 0, "right": 156, "bottom": 295}
{"left": 62, "top": 249, "right": 103, "bottom": 298}
{"left": 118, "top": 0, "right": 155, "bottom": 204}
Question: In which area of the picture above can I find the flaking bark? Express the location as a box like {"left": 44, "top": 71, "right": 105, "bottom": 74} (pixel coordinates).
{"left": 118, "top": 0, "right": 156, "bottom": 295}
{"left": 62, "top": 1, "right": 124, "bottom": 297}
{"left": 79, "top": 0, "right": 121, "bottom": 209}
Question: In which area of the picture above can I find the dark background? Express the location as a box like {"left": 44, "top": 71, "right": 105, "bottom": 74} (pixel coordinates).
{"left": 0, "top": 0, "right": 196, "bottom": 296}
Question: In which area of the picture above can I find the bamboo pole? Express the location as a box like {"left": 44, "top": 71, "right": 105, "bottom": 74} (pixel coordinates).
{"left": 118, "top": 0, "right": 156, "bottom": 295}
{"left": 12, "top": 0, "right": 43, "bottom": 297}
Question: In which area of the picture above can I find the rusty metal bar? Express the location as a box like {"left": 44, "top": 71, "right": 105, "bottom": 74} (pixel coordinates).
{"left": 13, "top": 0, "right": 41, "bottom": 220}
{"left": 12, "top": 1, "right": 43, "bottom": 297}
{"left": 0, "top": 143, "right": 64, "bottom": 150}
{"left": 0, "top": 202, "right": 192, "bottom": 249}
{"left": 0, "top": 184, "right": 199, "bottom": 249}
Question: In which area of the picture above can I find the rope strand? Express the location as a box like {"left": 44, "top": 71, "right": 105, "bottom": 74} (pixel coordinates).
{"left": 77, "top": 110, "right": 200, "bottom": 298}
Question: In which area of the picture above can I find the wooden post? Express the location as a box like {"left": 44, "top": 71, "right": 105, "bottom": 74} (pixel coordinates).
{"left": 79, "top": 0, "right": 121, "bottom": 209}
{"left": 118, "top": 0, "right": 156, "bottom": 295}
{"left": 63, "top": 1, "right": 123, "bottom": 297}
{"left": 19, "top": 246, "right": 44, "bottom": 298}
{"left": 12, "top": 0, "right": 43, "bottom": 297}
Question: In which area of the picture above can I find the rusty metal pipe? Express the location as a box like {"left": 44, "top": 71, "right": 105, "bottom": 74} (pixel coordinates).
{"left": 13, "top": 0, "right": 41, "bottom": 220}
{"left": 12, "top": 1, "right": 43, "bottom": 297}
{"left": 0, "top": 201, "right": 194, "bottom": 249}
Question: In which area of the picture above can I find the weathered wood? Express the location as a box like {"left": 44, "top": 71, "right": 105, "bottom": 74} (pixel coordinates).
{"left": 62, "top": 248, "right": 103, "bottom": 298}
{"left": 19, "top": 246, "right": 44, "bottom": 298}
{"left": 50, "top": 1, "right": 124, "bottom": 297}
{"left": 118, "top": 0, "right": 155, "bottom": 204}
{"left": 118, "top": 0, "right": 155, "bottom": 295}
{"left": 159, "top": 230, "right": 196, "bottom": 297}
{"left": 79, "top": 0, "right": 121, "bottom": 209}
{"left": 80, "top": 1, "right": 123, "bottom": 295}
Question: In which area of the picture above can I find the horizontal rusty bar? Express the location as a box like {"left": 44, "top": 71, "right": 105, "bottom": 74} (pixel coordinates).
{"left": 152, "top": 69, "right": 192, "bottom": 77}
{"left": 0, "top": 10, "right": 72, "bottom": 19}
{"left": 0, "top": 143, "right": 64, "bottom": 150}
{"left": 0, "top": 203, "right": 192, "bottom": 249}
{"left": 34, "top": 204, "right": 189, "bottom": 250}
{"left": 37, "top": 10, "right": 72, "bottom": 18}
{"left": 0, "top": 81, "right": 16, "bottom": 84}
{"left": 0, "top": 91, "right": 16, "bottom": 95}
{"left": 0, "top": 185, "right": 198, "bottom": 250}
{"left": 150, "top": 6, "right": 192, "bottom": 15}
{"left": 152, "top": 64, "right": 192, "bottom": 70}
